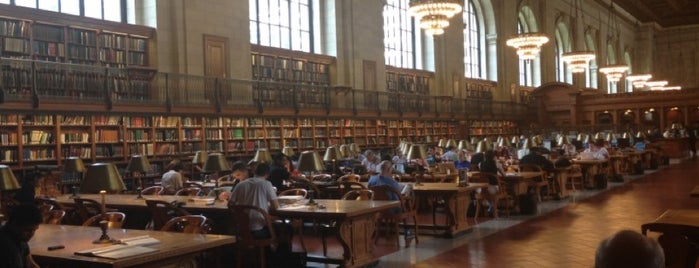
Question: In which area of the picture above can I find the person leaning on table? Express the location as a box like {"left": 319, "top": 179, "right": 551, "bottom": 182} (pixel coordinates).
{"left": 227, "top": 162, "right": 292, "bottom": 255}
{"left": 161, "top": 159, "right": 185, "bottom": 195}
{"left": 0, "top": 204, "right": 43, "bottom": 268}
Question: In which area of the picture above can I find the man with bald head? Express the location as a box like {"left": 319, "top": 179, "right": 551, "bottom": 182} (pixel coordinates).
{"left": 595, "top": 230, "right": 665, "bottom": 268}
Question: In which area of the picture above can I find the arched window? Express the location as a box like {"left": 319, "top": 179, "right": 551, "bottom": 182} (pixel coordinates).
{"left": 554, "top": 20, "right": 571, "bottom": 83}
{"left": 517, "top": 19, "right": 532, "bottom": 87}
{"left": 463, "top": 0, "right": 480, "bottom": 78}
{"left": 624, "top": 51, "right": 632, "bottom": 93}
{"left": 585, "top": 30, "right": 598, "bottom": 89}
{"left": 3, "top": 0, "right": 129, "bottom": 23}
{"left": 384, "top": 0, "right": 417, "bottom": 68}
{"left": 606, "top": 42, "right": 616, "bottom": 93}
{"left": 249, "top": 0, "right": 318, "bottom": 53}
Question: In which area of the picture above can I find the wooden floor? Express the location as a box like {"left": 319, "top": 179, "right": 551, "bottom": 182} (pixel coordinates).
{"left": 408, "top": 158, "right": 699, "bottom": 268}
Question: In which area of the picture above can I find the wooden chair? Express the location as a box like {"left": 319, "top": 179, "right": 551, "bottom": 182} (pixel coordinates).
{"left": 337, "top": 173, "right": 359, "bottom": 183}
{"left": 341, "top": 189, "right": 374, "bottom": 201}
{"left": 43, "top": 209, "right": 66, "bottom": 225}
{"left": 145, "top": 199, "right": 191, "bottom": 230}
{"left": 470, "top": 172, "right": 513, "bottom": 219}
{"left": 339, "top": 181, "right": 366, "bottom": 197}
{"left": 289, "top": 179, "right": 323, "bottom": 199}
{"left": 568, "top": 164, "right": 584, "bottom": 191}
{"left": 161, "top": 215, "right": 211, "bottom": 234}
{"left": 228, "top": 204, "right": 277, "bottom": 268}
{"left": 183, "top": 181, "right": 204, "bottom": 188}
{"left": 518, "top": 164, "right": 549, "bottom": 202}
{"left": 278, "top": 188, "right": 308, "bottom": 198}
{"left": 141, "top": 186, "right": 164, "bottom": 196}
{"left": 277, "top": 187, "right": 308, "bottom": 252}
{"left": 175, "top": 187, "right": 202, "bottom": 197}
{"left": 74, "top": 198, "right": 117, "bottom": 224}
{"left": 82, "top": 211, "right": 126, "bottom": 229}
{"left": 370, "top": 185, "right": 419, "bottom": 248}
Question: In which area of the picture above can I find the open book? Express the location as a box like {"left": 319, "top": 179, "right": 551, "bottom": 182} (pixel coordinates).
{"left": 74, "top": 236, "right": 160, "bottom": 259}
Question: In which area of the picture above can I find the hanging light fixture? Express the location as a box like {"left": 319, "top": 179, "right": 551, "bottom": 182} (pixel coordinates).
{"left": 562, "top": 51, "right": 596, "bottom": 73}
{"left": 506, "top": 33, "right": 550, "bottom": 61}
{"left": 506, "top": 0, "right": 548, "bottom": 61}
{"left": 408, "top": 0, "right": 463, "bottom": 36}
{"left": 626, "top": 74, "right": 652, "bottom": 88}
{"left": 561, "top": 0, "right": 595, "bottom": 73}
{"left": 598, "top": 1, "right": 628, "bottom": 83}
{"left": 644, "top": 80, "right": 668, "bottom": 88}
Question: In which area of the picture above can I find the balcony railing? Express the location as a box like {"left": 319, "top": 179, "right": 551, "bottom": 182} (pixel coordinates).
{"left": 0, "top": 58, "right": 525, "bottom": 117}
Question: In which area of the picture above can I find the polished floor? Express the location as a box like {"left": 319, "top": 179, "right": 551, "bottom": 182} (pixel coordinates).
{"left": 332, "top": 157, "right": 699, "bottom": 268}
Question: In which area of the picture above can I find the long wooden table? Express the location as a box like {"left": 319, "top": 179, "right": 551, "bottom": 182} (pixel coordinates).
{"left": 270, "top": 199, "right": 399, "bottom": 268}
{"left": 54, "top": 194, "right": 232, "bottom": 233}
{"left": 411, "top": 182, "right": 488, "bottom": 237}
{"left": 30, "top": 224, "right": 235, "bottom": 268}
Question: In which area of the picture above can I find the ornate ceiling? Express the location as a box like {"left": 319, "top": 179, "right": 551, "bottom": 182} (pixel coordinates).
{"left": 613, "top": 0, "right": 699, "bottom": 27}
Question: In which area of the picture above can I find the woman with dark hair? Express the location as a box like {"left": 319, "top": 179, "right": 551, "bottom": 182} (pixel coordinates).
{"left": 268, "top": 153, "right": 293, "bottom": 191}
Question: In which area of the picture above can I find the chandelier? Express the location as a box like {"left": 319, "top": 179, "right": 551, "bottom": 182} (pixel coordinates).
{"left": 651, "top": 86, "right": 681, "bottom": 91}
{"left": 506, "top": 33, "right": 549, "bottom": 61}
{"left": 645, "top": 80, "right": 668, "bottom": 88}
{"left": 561, "top": 51, "right": 596, "bottom": 73}
{"left": 626, "top": 74, "right": 652, "bottom": 88}
{"left": 599, "top": 64, "right": 629, "bottom": 82}
{"left": 408, "top": 0, "right": 462, "bottom": 36}
{"left": 562, "top": 0, "right": 596, "bottom": 73}
{"left": 598, "top": 2, "right": 628, "bottom": 83}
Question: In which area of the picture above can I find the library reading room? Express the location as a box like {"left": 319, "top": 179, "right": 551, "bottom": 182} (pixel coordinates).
{"left": 1, "top": 0, "right": 699, "bottom": 267}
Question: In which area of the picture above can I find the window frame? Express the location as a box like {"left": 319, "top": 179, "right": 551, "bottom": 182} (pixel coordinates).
{"left": 249, "top": 0, "right": 317, "bottom": 54}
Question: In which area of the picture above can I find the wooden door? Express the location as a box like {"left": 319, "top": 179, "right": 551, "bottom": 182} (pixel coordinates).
{"left": 203, "top": 35, "right": 229, "bottom": 104}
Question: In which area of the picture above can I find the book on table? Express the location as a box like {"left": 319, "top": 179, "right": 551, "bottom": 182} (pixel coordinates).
{"left": 74, "top": 236, "right": 160, "bottom": 259}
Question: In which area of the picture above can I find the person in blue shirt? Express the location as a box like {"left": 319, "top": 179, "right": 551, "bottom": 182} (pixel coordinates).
{"left": 368, "top": 161, "right": 402, "bottom": 214}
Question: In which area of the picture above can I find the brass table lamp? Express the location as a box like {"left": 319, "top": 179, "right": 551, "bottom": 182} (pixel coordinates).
{"left": 126, "top": 155, "right": 152, "bottom": 199}
{"left": 80, "top": 163, "right": 125, "bottom": 244}
{"left": 297, "top": 151, "right": 324, "bottom": 205}
{"left": 63, "top": 157, "right": 85, "bottom": 198}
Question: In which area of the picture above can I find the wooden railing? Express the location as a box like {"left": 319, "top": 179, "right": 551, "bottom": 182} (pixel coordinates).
{"left": 0, "top": 58, "right": 525, "bottom": 118}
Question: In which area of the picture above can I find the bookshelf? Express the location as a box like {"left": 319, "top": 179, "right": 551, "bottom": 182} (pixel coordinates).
{"left": 0, "top": 17, "right": 30, "bottom": 58}
{"left": 0, "top": 113, "right": 469, "bottom": 170}
{"left": 250, "top": 45, "right": 333, "bottom": 107}
{"left": 386, "top": 67, "right": 432, "bottom": 95}
{"left": 468, "top": 120, "right": 519, "bottom": 136}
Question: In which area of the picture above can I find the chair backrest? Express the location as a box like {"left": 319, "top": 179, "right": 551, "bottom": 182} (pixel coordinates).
{"left": 35, "top": 197, "right": 67, "bottom": 211}
{"left": 342, "top": 189, "right": 374, "bottom": 200}
{"left": 370, "top": 185, "right": 413, "bottom": 214}
{"left": 519, "top": 164, "right": 543, "bottom": 172}
{"left": 470, "top": 172, "right": 505, "bottom": 191}
{"left": 278, "top": 188, "right": 308, "bottom": 198}
{"left": 227, "top": 204, "right": 276, "bottom": 247}
{"left": 289, "top": 180, "right": 322, "bottom": 199}
{"left": 339, "top": 181, "right": 366, "bottom": 196}
{"left": 145, "top": 199, "right": 191, "bottom": 230}
{"left": 183, "top": 181, "right": 203, "bottom": 188}
{"left": 161, "top": 215, "right": 211, "bottom": 234}
{"left": 43, "top": 209, "right": 65, "bottom": 225}
{"left": 175, "top": 187, "right": 202, "bottom": 196}
{"left": 82, "top": 211, "right": 126, "bottom": 229}
{"left": 338, "top": 173, "right": 359, "bottom": 183}
{"left": 311, "top": 174, "right": 332, "bottom": 182}
{"left": 74, "top": 198, "right": 104, "bottom": 223}
{"left": 141, "top": 186, "right": 164, "bottom": 196}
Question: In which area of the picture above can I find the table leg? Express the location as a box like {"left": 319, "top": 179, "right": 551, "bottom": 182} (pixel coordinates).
{"left": 336, "top": 214, "right": 379, "bottom": 268}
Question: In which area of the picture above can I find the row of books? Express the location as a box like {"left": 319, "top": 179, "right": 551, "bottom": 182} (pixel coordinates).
{"left": 23, "top": 130, "right": 55, "bottom": 144}
{"left": 59, "top": 132, "right": 90, "bottom": 143}
{"left": 61, "top": 146, "right": 92, "bottom": 159}
{"left": 0, "top": 132, "right": 18, "bottom": 145}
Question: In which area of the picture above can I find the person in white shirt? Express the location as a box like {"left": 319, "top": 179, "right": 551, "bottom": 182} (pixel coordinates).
{"left": 585, "top": 140, "right": 610, "bottom": 160}
{"left": 441, "top": 146, "right": 459, "bottom": 162}
{"left": 361, "top": 150, "right": 379, "bottom": 173}
{"left": 161, "top": 160, "right": 184, "bottom": 195}
{"left": 391, "top": 148, "right": 407, "bottom": 174}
